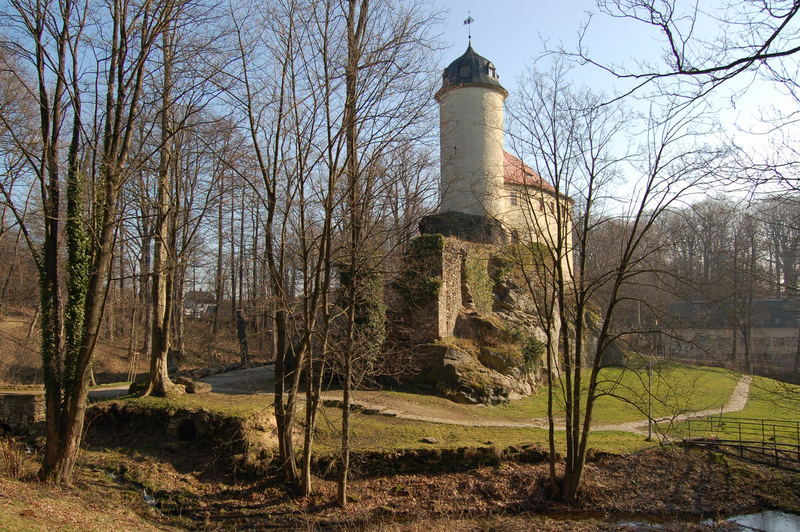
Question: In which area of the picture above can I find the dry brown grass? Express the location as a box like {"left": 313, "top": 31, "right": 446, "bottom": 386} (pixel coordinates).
{"left": 0, "top": 306, "right": 261, "bottom": 386}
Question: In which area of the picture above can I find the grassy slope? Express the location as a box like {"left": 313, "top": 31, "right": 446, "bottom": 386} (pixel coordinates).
{"left": 107, "top": 363, "right": 798, "bottom": 456}
{"left": 379, "top": 363, "right": 739, "bottom": 424}
{"left": 125, "top": 393, "right": 272, "bottom": 419}
{"left": 735, "top": 375, "right": 800, "bottom": 420}
{"left": 312, "top": 406, "right": 653, "bottom": 454}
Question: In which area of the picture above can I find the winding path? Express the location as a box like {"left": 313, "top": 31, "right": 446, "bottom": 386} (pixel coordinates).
{"left": 0, "top": 367, "right": 751, "bottom": 436}
{"left": 199, "top": 366, "right": 752, "bottom": 435}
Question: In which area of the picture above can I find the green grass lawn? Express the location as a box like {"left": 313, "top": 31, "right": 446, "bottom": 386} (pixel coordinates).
{"left": 119, "top": 392, "right": 273, "bottom": 419}
{"left": 378, "top": 363, "right": 739, "bottom": 425}
{"left": 734, "top": 375, "right": 800, "bottom": 421}
{"left": 311, "top": 406, "right": 654, "bottom": 454}
{"left": 107, "top": 362, "right": 743, "bottom": 455}
{"left": 658, "top": 375, "right": 800, "bottom": 444}
{"left": 109, "top": 394, "right": 654, "bottom": 454}
{"left": 110, "top": 363, "right": 739, "bottom": 426}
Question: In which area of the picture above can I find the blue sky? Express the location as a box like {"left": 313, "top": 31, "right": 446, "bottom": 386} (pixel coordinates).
{"left": 428, "top": 1, "right": 797, "bottom": 179}
{"left": 433, "top": 0, "right": 791, "bottom": 138}
{"left": 430, "top": 1, "right": 665, "bottom": 96}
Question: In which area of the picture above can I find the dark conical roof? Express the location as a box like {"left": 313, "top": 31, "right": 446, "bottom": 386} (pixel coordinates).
{"left": 440, "top": 44, "right": 505, "bottom": 93}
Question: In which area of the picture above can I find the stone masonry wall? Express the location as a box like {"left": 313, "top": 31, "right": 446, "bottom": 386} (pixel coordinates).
{"left": 438, "top": 241, "right": 465, "bottom": 338}
{"left": 399, "top": 235, "right": 496, "bottom": 343}
{"left": 0, "top": 393, "right": 45, "bottom": 432}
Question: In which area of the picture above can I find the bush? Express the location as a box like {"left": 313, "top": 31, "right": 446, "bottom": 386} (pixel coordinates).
{"left": 1, "top": 438, "right": 31, "bottom": 479}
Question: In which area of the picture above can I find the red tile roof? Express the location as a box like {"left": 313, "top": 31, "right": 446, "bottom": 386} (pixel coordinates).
{"left": 503, "top": 151, "right": 555, "bottom": 193}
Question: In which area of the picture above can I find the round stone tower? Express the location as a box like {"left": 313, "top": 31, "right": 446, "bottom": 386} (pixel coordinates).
{"left": 435, "top": 45, "right": 508, "bottom": 220}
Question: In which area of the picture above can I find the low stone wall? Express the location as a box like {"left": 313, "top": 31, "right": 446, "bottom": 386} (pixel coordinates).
{"left": 0, "top": 393, "right": 45, "bottom": 433}
{"left": 86, "top": 401, "right": 278, "bottom": 475}
{"left": 312, "top": 445, "right": 542, "bottom": 479}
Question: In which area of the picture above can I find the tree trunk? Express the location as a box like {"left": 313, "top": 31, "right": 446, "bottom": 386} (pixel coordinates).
{"left": 337, "top": 0, "right": 369, "bottom": 506}
{"left": 235, "top": 309, "right": 249, "bottom": 366}
{"left": 144, "top": 25, "right": 177, "bottom": 397}
{"left": 301, "top": 340, "right": 326, "bottom": 496}
{"left": 140, "top": 228, "right": 152, "bottom": 354}
{"left": 236, "top": 187, "right": 249, "bottom": 366}
{"left": 213, "top": 175, "right": 224, "bottom": 338}
{"left": 273, "top": 307, "right": 299, "bottom": 482}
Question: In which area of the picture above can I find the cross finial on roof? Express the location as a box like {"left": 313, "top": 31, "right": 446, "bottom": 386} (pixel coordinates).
{"left": 463, "top": 12, "right": 474, "bottom": 46}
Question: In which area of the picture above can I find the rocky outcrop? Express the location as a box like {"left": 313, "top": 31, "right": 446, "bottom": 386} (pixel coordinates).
{"left": 174, "top": 376, "right": 212, "bottom": 394}
{"left": 414, "top": 341, "right": 537, "bottom": 404}
{"left": 395, "top": 232, "right": 629, "bottom": 404}
{"left": 395, "top": 235, "right": 551, "bottom": 404}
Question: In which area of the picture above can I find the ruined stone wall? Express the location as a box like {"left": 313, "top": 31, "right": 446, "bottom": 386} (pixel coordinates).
{"left": 0, "top": 393, "right": 45, "bottom": 432}
{"left": 397, "top": 236, "right": 497, "bottom": 343}
{"left": 438, "top": 242, "right": 464, "bottom": 338}
{"left": 396, "top": 234, "right": 553, "bottom": 403}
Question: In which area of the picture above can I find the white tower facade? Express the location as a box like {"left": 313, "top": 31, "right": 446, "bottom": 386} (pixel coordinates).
{"left": 435, "top": 45, "right": 508, "bottom": 220}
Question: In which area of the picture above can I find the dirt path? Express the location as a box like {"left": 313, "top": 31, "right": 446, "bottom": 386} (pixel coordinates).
{"left": 201, "top": 365, "right": 275, "bottom": 394}
{"left": 319, "top": 374, "right": 754, "bottom": 435}
{"left": 197, "top": 366, "right": 753, "bottom": 434}
{"left": 0, "top": 384, "right": 131, "bottom": 400}
{"left": 2, "top": 366, "right": 751, "bottom": 436}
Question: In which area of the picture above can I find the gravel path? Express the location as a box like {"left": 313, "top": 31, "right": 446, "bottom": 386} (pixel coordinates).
{"left": 197, "top": 366, "right": 752, "bottom": 435}
{"left": 3, "top": 366, "right": 749, "bottom": 436}
{"left": 318, "top": 374, "right": 754, "bottom": 435}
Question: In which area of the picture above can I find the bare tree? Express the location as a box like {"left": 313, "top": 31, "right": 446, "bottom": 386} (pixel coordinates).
{"left": 579, "top": 1, "right": 800, "bottom": 97}
{"left": 508, "top": 61, "right": 725, "bottom": 501}
{"left": 0, "top": 0, "right": 180, "bottom": 482}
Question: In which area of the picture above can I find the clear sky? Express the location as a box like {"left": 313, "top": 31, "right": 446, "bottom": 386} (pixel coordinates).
{"left": 428, "top": 0, "right": 795, "bottom": 165}
{"left": 430, "top": 1, "right": 665, "bottom": 96}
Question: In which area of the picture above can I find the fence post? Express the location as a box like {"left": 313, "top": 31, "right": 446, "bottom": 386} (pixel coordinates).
{"left": 774, "top": 425, "right": 779, "bottom": 466}
{"left": 739, "top": 423, "right": 743, "bottom": 457}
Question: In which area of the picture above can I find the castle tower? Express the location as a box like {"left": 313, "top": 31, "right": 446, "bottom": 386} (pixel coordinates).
{"left": 435, "top": 45, "right": 508, "bottom": 220}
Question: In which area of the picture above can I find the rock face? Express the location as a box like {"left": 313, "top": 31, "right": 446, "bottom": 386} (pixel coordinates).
{"left": 392, "top": 232, "right": 624, "bottom": 404}
{"left": 415, "top": 342, "right": 537, "bottom": 404}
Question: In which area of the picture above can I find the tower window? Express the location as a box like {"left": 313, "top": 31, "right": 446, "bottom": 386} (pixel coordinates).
{"left": 460, "top": 65, "right": 470, "bottom": 77}
{"left": 509, "top": 192, "right": 518, "bottom": 206}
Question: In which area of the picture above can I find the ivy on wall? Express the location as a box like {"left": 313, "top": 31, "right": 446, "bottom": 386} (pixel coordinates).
{"left": 397, "top": 234, "right": 445, "bottom": 308}
{"left": 464, "top": 250, "right": 493, "bottom": 314}
{"left": 340, "top": 266, "right": 387, "bottom": 357}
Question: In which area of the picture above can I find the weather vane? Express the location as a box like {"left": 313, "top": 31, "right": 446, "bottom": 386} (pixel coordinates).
{"left": 464, "top": 12, "right": 474, "bottom": 45}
